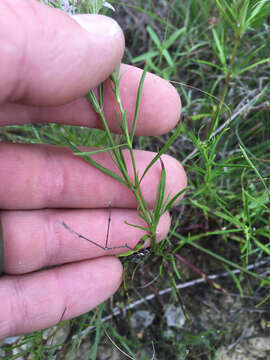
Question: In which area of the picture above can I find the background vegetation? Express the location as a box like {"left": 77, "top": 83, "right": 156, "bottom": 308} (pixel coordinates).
{"left": 1, "top": 0, "right": 270, "bottom": 359}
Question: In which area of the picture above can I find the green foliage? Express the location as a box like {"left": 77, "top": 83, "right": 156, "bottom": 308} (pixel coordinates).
{"left": 1, "top": 0, "right": 270, "bottom": 359}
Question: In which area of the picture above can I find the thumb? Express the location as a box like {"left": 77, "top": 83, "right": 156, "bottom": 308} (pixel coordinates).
{"left": 0, "top": 0, "right": 124, "bottom": 106}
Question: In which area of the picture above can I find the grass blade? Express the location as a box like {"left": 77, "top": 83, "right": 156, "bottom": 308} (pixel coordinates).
{"left": 139, "top": 120, "right": 183, "bottom": 184}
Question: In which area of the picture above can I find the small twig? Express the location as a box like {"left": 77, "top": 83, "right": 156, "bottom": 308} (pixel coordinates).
{"left": 174, "top": 253, "right": 227, "bottom": 294}
{"left": 60, "top": 221, "right": 132, "bottom": 251}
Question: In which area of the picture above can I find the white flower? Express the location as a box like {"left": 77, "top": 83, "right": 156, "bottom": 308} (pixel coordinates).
{"left": 103, "top": 2, "right": 115, "bottom": 11}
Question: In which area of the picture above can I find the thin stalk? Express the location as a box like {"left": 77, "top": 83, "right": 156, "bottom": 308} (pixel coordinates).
{"left": 206, "top": 6, "right": 243, "bottom": 140}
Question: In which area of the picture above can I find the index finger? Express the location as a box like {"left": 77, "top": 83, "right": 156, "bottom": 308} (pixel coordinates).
{"left": 0, "top": 64, "right": 181, "bottom": 136}
{"left": 0, "top": 0, "right": 124, "bottom": 105}
{"left": 0, "top": 1, "right": 181, "bottom": 135}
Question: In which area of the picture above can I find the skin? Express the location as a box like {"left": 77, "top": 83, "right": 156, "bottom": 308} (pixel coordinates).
{"left": 0, "top": 0, "right": 187, "bottom": 339}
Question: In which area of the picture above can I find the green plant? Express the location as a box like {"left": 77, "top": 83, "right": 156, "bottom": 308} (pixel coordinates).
{"left": 1, "top": 0, "right": 270, "bottom": 359}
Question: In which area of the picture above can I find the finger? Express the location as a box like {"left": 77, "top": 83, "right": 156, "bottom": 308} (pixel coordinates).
{"left": 0, "top": 257, "right": 122, "bottom": 339}
{"left": 0, "top": 143, "right": 187, "bottom": 210}
{"left": 0, "top": 0, "right": 124, "bottom": 105}
{"left": 2, "top": 209, "right": 171, "bottom": 274}
{"left": 0, "top": 64, "right": 181, "bottom": 136}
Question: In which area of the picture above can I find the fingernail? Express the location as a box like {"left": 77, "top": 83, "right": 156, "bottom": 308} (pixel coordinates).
{"left": 71, "top": 14, "right": 122, "bottom": 38}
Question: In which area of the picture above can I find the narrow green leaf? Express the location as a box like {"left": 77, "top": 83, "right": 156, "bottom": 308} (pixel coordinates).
{"left": 131, "top": 66, "right": 148, "bottom": 142}
{"left": 163, "top": 187, "right": 187, "bottom": 213}
{"left": 162, "top": 49, "right": 174, "bottom": 67}
{"left": 240, "top": 145, "right": 269, "bottom": 199}
{"left": 247, "top": 0, "right": 269, "bottom": 28}
{"left": 212, "top": 28, "right": 226, "bottom": 68}
{"left": 132, "top": 51, "right": 159, "bottom": 63}
{"left": 238, "top": 57, "right": 270, "bottom": 75}
{"left": 74, "top": 144, "right": 128, "bottom": 156}
{"left": 221, "top": 0, "right": 239, "bottom": 22}
{"left": 247, "top": 190, "right": 270, "bottom": 210}
{"left": 68, "top": 141, "right": 127, "bottom": 186}
{"left": 147, "top": 25, "right": 161, "bottom": 48}
{"left": 195, "top": 59, "right": 223, "bottom": 71}
{"left": 171, "top": 256, "right": 182, "bottom": 280}
{"left": 215, "top": 0, "right": 237, "bottom": 30}
{"left": 153, "top": 158, "right": 166, "bottom": 221}
{"left": 253, "top": 237, "right": 270, "bottom": 256}
{"left": 118, "top": 146, "right": 128, "bottom": 172}
{"left": 124, "top": 222, "right": 149, "bottom": 232}
{"left": 98, "top": 82, "right": 104, "bottom": 108}
{"left": 223, "top": 265, "right": 243, "bottom": 297}
{"left": 239, "top": 0, "right": 250, "bottom": 34}
{"left": 139, "top": 120, "right": 183, "bottom": 184}
{"left": 256, "top": 293, "right": 270, "bottom": 308}
{"left": 164, "top": 27, "right": 185, "bottom": 49}
{"left": 190, "top": 113, "right": 214, "bottom": 120}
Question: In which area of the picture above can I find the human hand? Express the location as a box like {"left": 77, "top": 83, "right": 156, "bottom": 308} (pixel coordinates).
{"left": 0, "top": 0, "right": 186, "bottom": 339}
